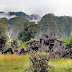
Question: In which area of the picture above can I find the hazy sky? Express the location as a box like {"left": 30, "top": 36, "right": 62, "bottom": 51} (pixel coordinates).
{"left": 0, "top": 0, "right": 72, "bottom": 16}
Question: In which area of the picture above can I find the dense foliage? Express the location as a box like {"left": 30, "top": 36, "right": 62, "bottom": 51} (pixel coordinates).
{"left": 65, "top": 37, "right": 72, "bottom": 48}
{"left": 39, "top": 13, "right": 72, "bottom": 39}
{"left": 0, "top": 16, "right": 39, "bottom": 41}
{"left": 18, "top": 22, "right": 39, "bottom": 42}
{"left": 1, "top": 13, "right": 72, "bottom": 40}
{"left": 0, "top": 21, "right": 8, "bottom": 38}
{"left": 65, "top": 37, "right": 72, "bottom": 58}
{"left": 26, "top": 52, "right": 54, "bottom": 72}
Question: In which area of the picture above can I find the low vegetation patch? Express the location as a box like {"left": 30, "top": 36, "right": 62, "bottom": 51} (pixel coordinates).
{"left": 0, "top": 54, "right": 30, "bottom": 72}
{"left": 0, "top": 54, "right": 72, "bottom": 72}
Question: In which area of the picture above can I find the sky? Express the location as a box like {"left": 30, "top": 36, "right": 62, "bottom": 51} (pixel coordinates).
{"left": 0, "top": 0, "right": 72, "bottom": 16}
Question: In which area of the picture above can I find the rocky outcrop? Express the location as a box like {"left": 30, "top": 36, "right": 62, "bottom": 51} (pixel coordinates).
{"left": 11, "top": 40, "right": 17, "bottom": 49}
{"left": 26, "top": 32, "right": 66, "bottom": 58}
{"left": 26, "top": 40, "right": 40, "bottom": 52}
{"left": 0, "top": 37, "right": 14, "bottom": 54}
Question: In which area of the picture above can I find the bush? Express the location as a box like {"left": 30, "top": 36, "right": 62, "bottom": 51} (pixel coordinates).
{"left": 25, "top": 52, "right": 54, "bottom": 72}
{"left": 18, "top": 22, "right": 39, "bottom": 42}
{"left": 65, "top": 37, "right": 72, "bottom": 48}
{"left": 17, "top": 40, "right": 25, "bottom": 49}
{"left": 6, "top": 42, "right": 11, "bottom": 48}
{"left": 64, "top": 37, "right": 72, "bottom": 58}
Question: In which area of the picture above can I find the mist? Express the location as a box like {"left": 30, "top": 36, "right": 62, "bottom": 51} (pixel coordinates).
{"left": 0, "top": 12, "right": 16, "bottom": 19}
{"left": 0, "top": 0, "right": 72, "bottom": 17}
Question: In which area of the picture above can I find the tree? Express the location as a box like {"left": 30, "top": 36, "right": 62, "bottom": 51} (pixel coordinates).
{"left": 18, "top": 22, "right": 39, "bottom": 42}
{"left": 0, "top": 21, "right": 8, "bottom": 38}
{"left": 65, "top": 37, "right": 72, "bottom": 48}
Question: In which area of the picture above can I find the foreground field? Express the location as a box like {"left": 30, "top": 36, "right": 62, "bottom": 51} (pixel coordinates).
{"left": 0, "top": 54, "right": 72, "bottom": 72}
{"left": 0, "top": 54, "right": 30, "bottom": 72}
{"left": 49, "top": 59, "right": 72, "bottom": 72}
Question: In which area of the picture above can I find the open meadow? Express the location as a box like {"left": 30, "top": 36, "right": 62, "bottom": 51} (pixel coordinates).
{"left": 0, "top": 54, "right": 72, "bottom": 72}
{"left": 0, "top": 54, "right": 30, "bottom": 72}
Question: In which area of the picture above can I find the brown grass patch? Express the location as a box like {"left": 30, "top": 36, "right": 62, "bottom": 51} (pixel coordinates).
{"left": 0, "top": 55, "right": 21, "bottom": 61}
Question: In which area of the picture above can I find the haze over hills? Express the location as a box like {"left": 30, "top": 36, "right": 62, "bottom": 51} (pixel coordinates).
{"left": 0, "top": 11, "right": 41, "bottom": 23}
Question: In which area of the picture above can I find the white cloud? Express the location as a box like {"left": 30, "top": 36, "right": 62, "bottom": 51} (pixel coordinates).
{"left": 0, "top": 0, "right": 72, "bottom": 16}
{"left": 0, "top": 12, "right": 16, "bottom": 19}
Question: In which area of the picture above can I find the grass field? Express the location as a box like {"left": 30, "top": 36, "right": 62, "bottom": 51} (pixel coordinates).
{"left": 0, "top": 54, "right": 72, "bottom": 72}
{"left": 0, "top": 54, "right": 30, "bottom": 72}
{"left": 49, "top": 59, "right": 72, "bottom": 72}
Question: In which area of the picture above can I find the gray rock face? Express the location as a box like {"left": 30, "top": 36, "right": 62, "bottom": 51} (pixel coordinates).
{"left": 0, "top": 37, "right": 14, "bottom": 54}
{"left": 0, "top": 37, "right": 6, "bottom": 52}
{"left": 26, "top": 40, "right": 40, "bottom": 52}
{"left": 2, "top": 48, "right": 14, "bottom": 54}
{"left": 39, "top": 32, "right": 65, "bottom": 58}
{"left": 11, "top": 40, "right": 17, "bottom": 49}
{"left": 26, "top": 32, "right": 66, "bottom": 58}
{"left": 18, "top": 48, "right": 28, "bottom": 55}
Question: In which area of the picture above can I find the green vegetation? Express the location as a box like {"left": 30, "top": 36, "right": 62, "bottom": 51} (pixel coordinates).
{"left": 39, "top": 13, "right": 72, "bottom": 39}
{"left": 0, "top": 54, "right": 72, "bottom": 72}
{"left": 0, "top": 12, "right": 72, "bottom": 72}
{"left": 0, "top": 16, "right": 39, "bottom": 41}
{"left": 49, "top": 59, "right": 72, "bottom": 72}
{"left": 1, "top": 13, "right": 72, "bottom": 40}
{"left": 18, "top": 22, "right": 39, "bottom": 42}
{"left": 8, "top": 16, "right": 29, "bottom": 39}
{"left": 23, "top": 39, "right": 39, "bottom": 48}
{"left": 65, "top": 37, "right": 72, "bottom": 48}
{"left": 64, "top": 37, "right": 72, "bottom": 58}
{"left": 17, "top": 40, "right": 25, "bottom": 49}
{"left": 28, "top": 52, "right": 53, "bottom": 72}
{"left": 0, "top": 54, "right": 30, "bottom": 72}
{"left": 0, "top": 21, "right": 8, "bottom": 38}
{"left": 6, "top": 42, "right": 11, "bottom": 48}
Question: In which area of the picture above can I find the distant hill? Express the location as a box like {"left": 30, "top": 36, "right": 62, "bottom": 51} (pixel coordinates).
{"left": 38, "top": 13, "right": 72, "bottom": 39}
{"left": 1, "top": 12, "right": 72, "bottom": 40}
{"left": 0, "top": 16, "right": 30, "bottom": 39}
{"left": 0, "top": 11, "right": 41, "bottom": 23}
{"left": 9, "top": 12, "right": 41, "bottom": 23}
{"left": 9, "top": 12, "right": 29, "bottom": 18}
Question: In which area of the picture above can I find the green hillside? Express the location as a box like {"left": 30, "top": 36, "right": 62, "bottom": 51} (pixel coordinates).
{"left": 0, "top": 16, "right": 39, "bottom": 40}
{"left": 1, "top": 13, "right": 72, "bottom": 40}
{"left": 38, "top": 14, "right": 72, "bottom": 39}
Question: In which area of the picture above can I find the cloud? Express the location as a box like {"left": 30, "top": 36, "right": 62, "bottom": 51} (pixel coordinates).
{"left": 0, "top": 0, "right": 72, "bottom": 16}
{"left": 0, "top": 12, "right": 16, "bottom": 19}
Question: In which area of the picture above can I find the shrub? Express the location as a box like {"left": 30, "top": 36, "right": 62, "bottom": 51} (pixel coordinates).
{"left": 65, "top": 37, "right": 72, "bottom": 48}
{"left": 64, "top": 37, "right": 72, "bottom": 58}
{"left": 6, "top": 42, "right": 11, "bottom": 48}
{"left": 17, "top": 40, "right": 25, "bottom": 49}
{"left": 25, "top": 52, "right": 54, "bottom": 72}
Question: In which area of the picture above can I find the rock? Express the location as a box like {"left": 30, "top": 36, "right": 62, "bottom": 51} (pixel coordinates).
{"left": 2, "top": 48, "right": 14, "bottom": 54}
{"left": 11, "top": 40, "right": 17, "bottom": 49}
{"left": 19, "top": 48, "right": 28, "bottom": 55}
{"left": 26, "top": 40, "right": 40, "bottom": 52}
{"left": 14, "top": 50, "right": 19, "bottom": 52}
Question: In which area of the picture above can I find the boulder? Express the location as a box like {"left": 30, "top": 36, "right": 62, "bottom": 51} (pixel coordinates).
{"left": 11, "top": 40, "right": 17, "bottom": 49}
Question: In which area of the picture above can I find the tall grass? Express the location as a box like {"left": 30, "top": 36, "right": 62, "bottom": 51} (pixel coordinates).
{"left": 49, "top": 59, "right": 72, "bottom": 72}
{"left": 0, "top": 54, "right": 72, "bottom": 72}
{"left": 0, "top": 54, "right": 30, "bottom": 72}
